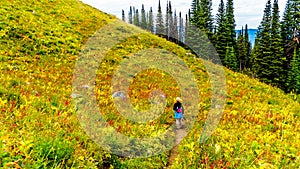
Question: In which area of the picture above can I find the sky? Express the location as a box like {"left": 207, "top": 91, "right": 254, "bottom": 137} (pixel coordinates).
{"left": 80, "top": 0, "right": 288, "bottom": 29}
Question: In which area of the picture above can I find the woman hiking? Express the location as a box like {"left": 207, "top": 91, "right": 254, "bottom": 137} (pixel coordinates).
{"left": 173, "top": 97, "right": 184, "bottom": 129}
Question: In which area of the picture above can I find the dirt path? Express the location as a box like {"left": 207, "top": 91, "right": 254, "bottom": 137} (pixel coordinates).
{"left": 166, "top": 128, "right": 187, "bottom": 168}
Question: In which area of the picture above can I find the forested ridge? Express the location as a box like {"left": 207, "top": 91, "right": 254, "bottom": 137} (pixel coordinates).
{"left": 123, "top": 0, "right": 300, "bottom": 93}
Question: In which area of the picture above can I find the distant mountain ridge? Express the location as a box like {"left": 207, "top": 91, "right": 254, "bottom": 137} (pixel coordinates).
{"left": 236, "top": 29, "right": 257, "bottom": 47}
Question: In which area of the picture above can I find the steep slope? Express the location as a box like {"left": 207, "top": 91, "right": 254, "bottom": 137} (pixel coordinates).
{"left": 0, "top": 0, "right": 300, "bottom": 168}
{"left": 170, "top": 70, "right": 300, "bottom": 168}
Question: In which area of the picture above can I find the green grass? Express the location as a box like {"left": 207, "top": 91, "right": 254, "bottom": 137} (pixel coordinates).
{"left": 1, "top": 0, "right": 300, "bottom": 168}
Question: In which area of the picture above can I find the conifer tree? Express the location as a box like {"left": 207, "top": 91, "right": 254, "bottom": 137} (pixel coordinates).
{"left": 215, "top": 0, "right": 227, "bottom": 62}
{"left": 236, "top": 25, "right": 251, "bottom": 71}
{"left": 287, "top": 48, "right": 300, "bottom": 93}
{"left": 250, "top": 38, "right": 259, "bottom": 70}
{"left": 225, "top": 0, "right": 237, "bottom": 50}
{"left": 128, "top": 6, "right": 133, "bottom": 24}
{"left": 190, "top": 0, "right": 213, "bottom": 39}
{"left": 179, "top": 12, "right": 183, "bottom": 43}
{"left": 281, "top": 0, "right": 300, "bottom": 69}
{"left": 200, "top": 0, "right": 214, "bottom": 39}
{"left": 185, "top": 13, "right": 203, "bottom": 58}
{"left": 134, "top": 9, "right": 140, "bottom": 26}
{"left": 166, "top": 1, "right": 174, "bottom": 41}
{"left": 191, "top": 0, "right": 202, "bottom": 27}
{"left": 133, "top": 6, "right": 136, "bottom": 24}
{"left": 166, "top": 1, "right": 170, "bottom": 39}
{"left": 187, "top": 0, "right": 214, "bottom": 60}
{"left": 148, "top": 7, "right": 154, "bottom": 33}
{"left": 252, "top": 0, "right": 286, "bottom": 89}
{"left": 122, "top": 10, "right": 125, "bottom": 21}
{"left": 281, "top": 0, "right": 300, "bottom": 91}
{"left": 237, "top": 28, "right": 246, "bottom": 71}
{"left": 141, "top": 4, "right": 147, "bottom": 29}
{"left": 191, "top": 0, "right": 199, "bottom": 15}
{"left": 156, "top": 0, "right": 165, "bottom": 36}
{"left": 270, "top": 0, "right": 285, "bottom": 87}
{"left": 244, "top": 24, "right": 252, "bottom": 69}
{"left": 251, "top": 0, "right": 273, "bottom": 84}
{"left": 173, "top": 10, "right": 179, "bottom": 43}
{"left": 224, "top": 46, "right": 238, "bottom": 71}
{"left": 184, "top": 14, "right": 189, "bottom": 43}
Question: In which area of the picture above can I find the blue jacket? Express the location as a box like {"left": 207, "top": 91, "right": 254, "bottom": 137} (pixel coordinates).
{"left": 173, "top": 101, "right": 184, "bottom": 118}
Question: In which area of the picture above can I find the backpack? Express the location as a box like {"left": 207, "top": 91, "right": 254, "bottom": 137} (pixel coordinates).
{"left": 176, "top": 107, "right": 182, "bottom": 113}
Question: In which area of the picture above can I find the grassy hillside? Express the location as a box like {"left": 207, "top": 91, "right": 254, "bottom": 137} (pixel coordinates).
{"left": 1, "top": 0, "right": 300, "bottom": 168}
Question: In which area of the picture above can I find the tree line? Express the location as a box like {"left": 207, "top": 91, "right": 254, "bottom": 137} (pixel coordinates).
{"left": 122, "top": 0, "right": 300, "bottom": 94}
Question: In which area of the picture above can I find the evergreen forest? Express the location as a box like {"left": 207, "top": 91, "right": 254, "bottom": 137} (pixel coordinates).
{"left": 123, "top": 0, "right": 300, "bottom": 93}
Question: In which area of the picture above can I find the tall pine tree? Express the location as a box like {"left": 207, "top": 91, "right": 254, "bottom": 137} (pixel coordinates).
{"left": 251, "top": 0, "right": 284, "bottom": 86}
{"left": 251, "top": 0, "right": 272, "bottom": 83}
{"left": 128, "top": 6, "right": 133, "bottom": 24}
{"left": 141, "top": 4, "right": 147, "bottom": 29}
{"left": 148, "top": 7, "right": 154, "bottom": 33}
{"left": 244, "top": 24, "right": 252, "bottom": 69}
{"left": 236, "top": 25, "right": 252, "bottom": 71}
{"left": 190, "top": 0, "right": 213, "bottom": 40}
{"left": 184, "top": 14, "right": 189, "bottom": 43}
{"left": 215, "top": 0, "right": 227, "bottom": 62}
{"left": 287, "top": 48, "right": 300, "bottom": 93}
{"left": 156, "top": 0, "right": 165, "bottom": 36}
{"left": 179, "top": 12, "right": 184, "bottom": 43}
{"left": 201, "top": 0, "right": 214, "bottom": 39}
{"left": 225, "top": 0, "right": 237, "bottom": 50}
{"left": 281, "top": 0, "right": 300, "bottom": 71}
{"left": 237, "top": 28, "right": 246, "bottom": 71}
{"left": 166, "top": 0, "right": 170, "bottom": 39}
{"left": 191, "top": 0, "right": 199, "bottom": 15}
{"left": 173, "top": 10, "right": 179, "bottom": 43}
{"left": 163, "top": 1, "right": 175, "bottom": 41}
{"left": 269, "top": 0, "right": 285, "bottom": 87}
{"left": 134, "top": 9, "right": 140, "bottom": 27}
{"left": 122, "top": 10, "right": 125, "bottom": 21}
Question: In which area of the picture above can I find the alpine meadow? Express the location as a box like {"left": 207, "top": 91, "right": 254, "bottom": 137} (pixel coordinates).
{"left": 0, "top": 0, "right": 300, "bottom": 168}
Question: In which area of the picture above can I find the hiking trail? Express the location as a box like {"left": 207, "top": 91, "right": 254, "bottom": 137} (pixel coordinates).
{"left": 166, "top": 127, "right": 187, "bottom": 168}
